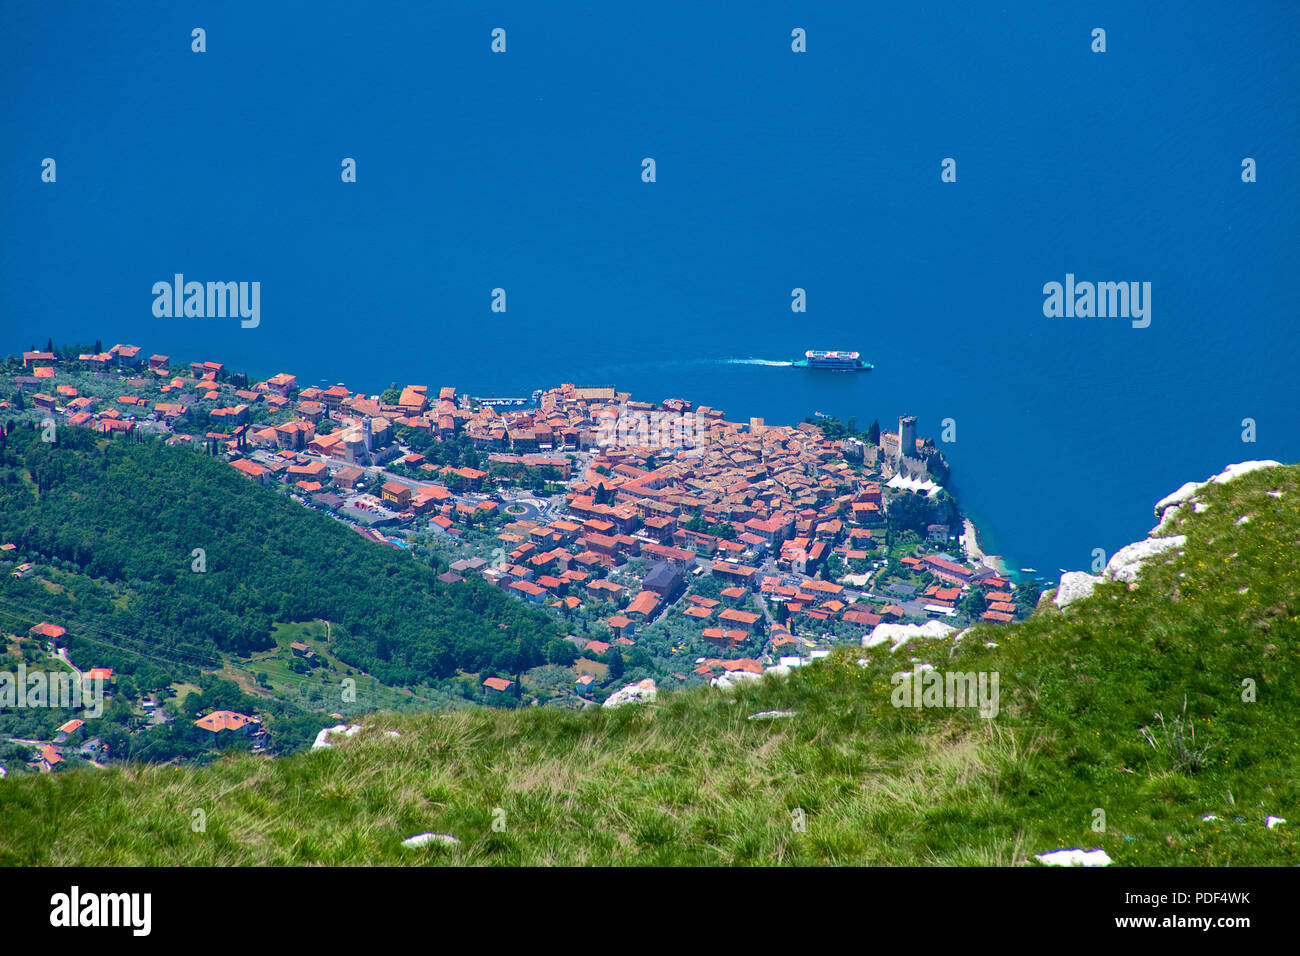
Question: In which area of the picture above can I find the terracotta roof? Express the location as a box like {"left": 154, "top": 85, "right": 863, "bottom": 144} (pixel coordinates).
{"left": 231, "top": 458, "right": 268, "bottom": 479}
{"left": 194, "top": 710, "right": 258, "bottom": 732}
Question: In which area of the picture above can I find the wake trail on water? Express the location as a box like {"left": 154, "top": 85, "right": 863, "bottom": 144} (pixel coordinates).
{"left": 582, "top": 356, "right": 795, "bottom": 377}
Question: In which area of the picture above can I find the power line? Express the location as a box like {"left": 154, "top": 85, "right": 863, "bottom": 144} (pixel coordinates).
{"left": 0, "top": 595, "right": 222, "bottom": 670}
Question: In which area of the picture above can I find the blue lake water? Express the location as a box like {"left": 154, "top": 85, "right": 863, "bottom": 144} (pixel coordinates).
{"left": 2, "top": 1, "right": 1297, "bottom": 574}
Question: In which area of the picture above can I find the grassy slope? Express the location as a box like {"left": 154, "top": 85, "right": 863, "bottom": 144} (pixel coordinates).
{"left": 223, "top": 621, "right": 464, "bottom": 714}
{"left": 0, "top": 465, "right": 1296, "bottom": 866}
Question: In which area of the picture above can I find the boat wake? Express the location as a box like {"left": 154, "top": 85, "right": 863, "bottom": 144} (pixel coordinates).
{"left": 725, "top": 358, "right": 794, "bottom": 367}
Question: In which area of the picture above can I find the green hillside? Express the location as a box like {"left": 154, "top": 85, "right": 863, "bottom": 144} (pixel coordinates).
{"left": 0, "top": 462, "right": 1296, "bottom": 865}
{"left": 0, "top": 425, "right": 560, "bottom": 687}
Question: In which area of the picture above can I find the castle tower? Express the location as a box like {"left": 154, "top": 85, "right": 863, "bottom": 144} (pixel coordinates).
{"left": 898, "top": 415, "right": 917, "bottom": 460}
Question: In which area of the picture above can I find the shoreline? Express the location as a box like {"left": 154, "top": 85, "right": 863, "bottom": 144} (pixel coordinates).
{"left": 9, "top": 342, "right": 1020, "bottom": 582}
{"left": 962, "top": 516, "right": 1008, "bottom": 577}
{"left": 961, "top": 517, "right": 983, "bottom": 562}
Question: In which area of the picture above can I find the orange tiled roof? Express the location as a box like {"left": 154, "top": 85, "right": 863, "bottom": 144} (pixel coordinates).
{"left": 194, "top": 710, "right": 257, "bottom": 732}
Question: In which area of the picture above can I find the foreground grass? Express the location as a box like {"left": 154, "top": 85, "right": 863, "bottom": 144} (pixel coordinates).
{"left": 0, "top": 465, "right": 1296, "bottom": 865}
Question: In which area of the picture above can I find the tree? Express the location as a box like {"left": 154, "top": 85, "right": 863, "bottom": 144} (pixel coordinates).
{"left": 1013, "top": 581, "right": 1041, "bottom": 617}
{"left": 99, "top": 725, "right": 129, "bottom": 759}
{"left": 932, "top": 493, "right": 959, "bottom": 527}
{"left": 957, "top": 584, "right": 988, "bottom": 619}
{"left": 887, "top": 493, "right": 936, "bottom": 536}
{"left": 0, "top": 425, "right": 561, "bottom": 687}
{"left": 866, "top": 419, "right": 880, "bottom": 444}
{"left": 379, "top": 382, "right": 400, "bottom": 405}
{"left": 180, "top": 690, "right": 203, "bottom": 719}
{"left": 546, "top": 639, "right": 578, "bottom": 666}
{"left": 116, "top": 675, "right": 139, "bottom": 702}
{"left": 607, "top": 648, "right": 625, "bottom": 680}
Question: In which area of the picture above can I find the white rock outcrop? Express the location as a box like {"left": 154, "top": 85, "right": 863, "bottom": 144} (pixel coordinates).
{"left": 1150, "top": 461, "right": 1282, "bottom": 536}
{"left": 1212, "top": 460, "right": 1283, "bottom": 484}
{"left": 1149, "top": 510, "right": 1180, "bottom": 537}
{"left": 1055, "top": 571, "right": 1103, "bottom": 608}
{"left": 602, "top": 678, "right": 657, "bottom": 708}
{"left": 1063, "top": 460, "right": 1282, "bottom": 605}
{"left": 863, "top": 620, "right": 955, "bottom": 651}
{"left": 947, "top": 627, "right": 976, "bottom": 659}
{"left": 1152, "top": 461, "right": 1281, "bottom": 518}
{"left": 1104, "top": 535, "right": 1186, "bottom": 584}
{"left": 711, "top": 670, "right": 762, "bottom": 691}
{"left": 1153, "top": 480, "right": 1203, "bottom": 517}
{"left": 311, "top": 723, "right": 361, "bottom": 750}
{"left": 1034, "top": 848, "right": 1113, "bottom": 867}
{"left": 402, "top": 832, "right": 460, "bottom": 849}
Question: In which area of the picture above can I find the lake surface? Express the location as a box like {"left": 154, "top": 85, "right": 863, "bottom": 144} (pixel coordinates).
{"left": 3, "top": 1, "right": 1297, "bottom": 574}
